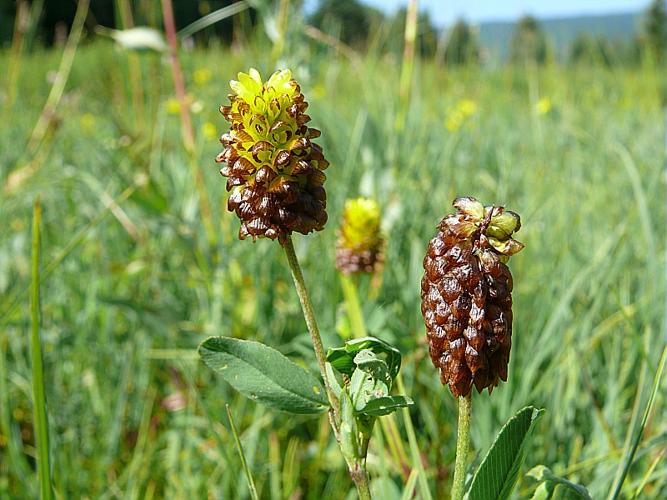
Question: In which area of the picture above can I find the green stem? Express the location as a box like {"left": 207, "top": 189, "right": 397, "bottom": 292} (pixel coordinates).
{"left": 350, "top": 466, "right": 372, "bottom": 500}
{"left": 397, "top": 374, "right": 433, "bottom": 500}
{"left": 452, "top": 394, "right": 472, "bottom": 500}
{"left": 343, "top": 272, "right": 431, "bottom": 499}
{"left": 30, "top": 200, "right": 53, "bottom": 500}
{"left": 340, "top": 273, "right": 367, "bottom": 338}
{"left": 283, "top": 236, "right": 376, "bottom": 497}
{"left": 282, "top": 236, "right": 339, "bottom": 421}
{"left": 226, "top": 404, "right": 259, "bottom": 500}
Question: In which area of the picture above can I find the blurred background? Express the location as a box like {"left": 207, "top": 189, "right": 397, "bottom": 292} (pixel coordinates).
{"left": 0, "top": 0, "right": 665, "bottom": 498}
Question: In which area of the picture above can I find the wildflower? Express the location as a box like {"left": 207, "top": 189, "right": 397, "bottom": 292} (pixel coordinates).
{"left": 536, "top": 97, "right": 552, "bottom": 115}
{"left": 80, "top": 113, "right": 96, "bottom": 134}
{"left": 166, "top": 97, "right": 181, "bottom": 115}
{"left": 421, "top": 197, "right": 523, "bottom": 397}
{"left": 446, "top": 110, "right": 463, "bottom": 132}
{"left": 190, "top": 100, "right": 204, "bottom": 114}
{"left": 202, "top": 122, "right": 217, "bottom": 140}
{"left": 216, "top": 68, "right": 329, "bottom": 241}
{"left": 194, "top": 68, "right": 213, "bottom": 86}
{"left": 459, "top": 99, "right": 477, "bottom": 117}
{"left": 336, "top": 198, "right": 384, "bottom": 275}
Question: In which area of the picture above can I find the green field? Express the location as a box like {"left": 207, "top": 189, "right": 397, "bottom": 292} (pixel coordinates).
{"left": 1, "top": 35, "right": 666, "bottom": 499}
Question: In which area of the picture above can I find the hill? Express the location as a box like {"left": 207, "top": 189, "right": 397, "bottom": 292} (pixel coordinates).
{"left": 477, "top": 11, "right": 644, "bottom": 61}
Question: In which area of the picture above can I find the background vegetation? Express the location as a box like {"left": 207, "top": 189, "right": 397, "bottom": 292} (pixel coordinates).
{"left": 0, "top": 0, "right": 666, "bottom": 498}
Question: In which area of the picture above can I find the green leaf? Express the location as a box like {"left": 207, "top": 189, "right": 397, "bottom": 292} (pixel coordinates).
{"left": 198, "top": 337, "right": 329, "bottom": 414}
{"left": 349, "top": 366, "right": 389, "bottom": 412}
{"left": 468, "top": 406, "right": 545, "bottom": 500}
{"left": 354, "top": 349, "right": 392, "bottom": 388}
{"left": 527, "top": 466, "right": 592, "bottom": 499}
{"left": 359, "top": 395, "right": 414, "bottom": 417}
{"left": 327, "top": 337, "right": 401, "bottom": 379}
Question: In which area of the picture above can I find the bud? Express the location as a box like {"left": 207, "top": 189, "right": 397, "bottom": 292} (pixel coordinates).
{"left": 421, "top": 197, "right": 524, "bottom": 397}
{"left": 216, "top": 68, "right": 329, "bottom": 242}
{"left": 335, "top": 198, "right": 384, "bottom": 275}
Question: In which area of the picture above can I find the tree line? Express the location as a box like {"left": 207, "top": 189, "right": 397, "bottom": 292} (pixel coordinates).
{"left": 1, "top": 0, "right": 665, "bottom": 65}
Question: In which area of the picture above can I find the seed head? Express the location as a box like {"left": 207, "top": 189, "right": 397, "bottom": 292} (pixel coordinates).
{"left": 216, "top": 68, "right": 329, "bottom": 242}
{"left": 421, "top": 197, "right": 524, "bottom": 397}
{"left": 336, "top": 198, "right": 384, "bottom": 275}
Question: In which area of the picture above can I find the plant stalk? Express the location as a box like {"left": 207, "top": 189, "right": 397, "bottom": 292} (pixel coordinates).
{"left": 452, "top": 393, "right": 472, "bottom": 500}
{"left": 30, "top": 200, "right": 53, "bottom": 500}
{"left": 283, "top": 236, "right": 376, "bottom": 498}
{"left": 350, "top": 465, "right": 372, "bottom": 500}
{"left": 342, "top": 272, "right": 431, "bottom": 498}
{"left": 340, "top": 274, "right": 367, "bottom": 338}
{"left": 282, "top": 236, "right": 339, "bottom": 419}
{"left": 161, "top": 0, "right": 218, "bottom": 253}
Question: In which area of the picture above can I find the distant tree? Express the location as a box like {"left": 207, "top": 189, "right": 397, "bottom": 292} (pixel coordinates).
{"left": 443, "top": 20, "right": 480, "bottom": 65}
{"left": 509, "top": 15, "right": 548, "bottom": 65}
{"left": 643, "top": 0, "right": 667, "bottom": 59}
{"left": 309, "top": 0, "right": 378, "bottom": 48}
{"left": 569, "top": 34, "right": 613, "bottom": 66}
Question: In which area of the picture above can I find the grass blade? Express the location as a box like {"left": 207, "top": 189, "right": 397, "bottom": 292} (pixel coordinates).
{"left": 226, "top": 404, "right": 259, "bottom": 500}
{"left": 608, "top": 345, "right": 667, "bottom": 499}
{"left": 30, "top": 199, "right": 52, "bottom": 500}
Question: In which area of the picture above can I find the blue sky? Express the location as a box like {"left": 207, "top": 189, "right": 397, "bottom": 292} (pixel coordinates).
{"left": 306, "top": 1, "right": 652, "bottom": 27}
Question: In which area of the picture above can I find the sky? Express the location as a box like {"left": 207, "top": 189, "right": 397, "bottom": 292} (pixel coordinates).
{"left": 318, "top": 0, "right": 652, "bottom": 27}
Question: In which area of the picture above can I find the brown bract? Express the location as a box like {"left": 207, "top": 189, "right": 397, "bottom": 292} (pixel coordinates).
{"left": 421, "top": 198, "right": 522, "bottom": 397}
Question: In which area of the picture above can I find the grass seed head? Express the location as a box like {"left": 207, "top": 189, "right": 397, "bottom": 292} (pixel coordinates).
{"left": 421, "top": 197, "right": 523, "bottom": 397}
{"left": 216, "top": 68, "right": 329, "bottom": 242}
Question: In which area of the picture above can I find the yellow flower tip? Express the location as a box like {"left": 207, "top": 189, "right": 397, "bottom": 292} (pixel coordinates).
{"left": 194, "top": 68, "right": 213, "bottom": 86}
{"left": 536, "top": 97, "right": 552, "bottom": 115}
{"left": 336, "top": 197, "right": 384, "bottom": 274}
{"left": 230, "top": 68, "right": 297, "bottom": 104}
{"left": 202, "top": 122, "right": 217, "bottom": 140}
{"left": 341, "top": 198, "right": 382, "bottom": 251}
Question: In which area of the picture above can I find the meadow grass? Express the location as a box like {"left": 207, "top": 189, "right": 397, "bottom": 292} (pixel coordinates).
{"left": 0, "top": 39, "right": 665, "bottom": 498}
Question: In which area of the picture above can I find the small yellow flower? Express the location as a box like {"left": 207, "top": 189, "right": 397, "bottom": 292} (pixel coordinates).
{"left": 536, "top": 97, "right": 552, "bottom": 115}
{"left": 336, "top": 198, "right": 384, "bottom": 275}
{"left": 80, "top": 113, "right": 96, "bottom": 133}
{"left": 458, "top": 99, "right": 477, "bottom": 117}
{"left": 202, "top": 121, "right": 217, "bottom": 140}
{"left": 166, "top": 97, "right": 181, "bottom": 115}
{"left": 313, "top": 84, "right": 326, "bottom": 99}
{"left": 194, "top": 68, "right": 213, "bottom": 86}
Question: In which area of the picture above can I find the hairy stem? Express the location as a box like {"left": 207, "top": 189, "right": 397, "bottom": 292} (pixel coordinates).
{"left": 350, "top": 464, "right": 372, "bottom": 500}
{"left": 282, "top": 236, "right": 339, "bottom": 421}
{"left": 452, "top": 393, "right": 472, "bottom": 500}
{"left": 283, "top": 236, "right": 377, "bottom": 498}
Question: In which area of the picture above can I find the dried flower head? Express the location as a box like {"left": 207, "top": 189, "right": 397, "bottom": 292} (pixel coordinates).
{"left": 421, "top": 197, "right": 524, "bottom": 397}
{"left": 216, "top": 68, "right": 329, "bottom": 242}
{"left": 336, "top": 198, "right": 384, "bottom": 275}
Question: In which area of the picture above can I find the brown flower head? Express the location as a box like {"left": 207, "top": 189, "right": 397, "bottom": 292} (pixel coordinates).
{"left": 421, "top": 197, "right": 524, "bottom": 397}
{"left": 216, "top": 69, "right": 329, "bottom": 242}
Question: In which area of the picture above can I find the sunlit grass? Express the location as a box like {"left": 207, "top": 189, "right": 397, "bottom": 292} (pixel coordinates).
{"left": 0, "top": 41, "right": 664, "bottom": 498}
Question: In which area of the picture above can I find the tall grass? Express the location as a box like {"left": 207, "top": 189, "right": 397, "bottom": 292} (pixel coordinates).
{"left": 0, "top": 34, "right": 665, "bottom": 498}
